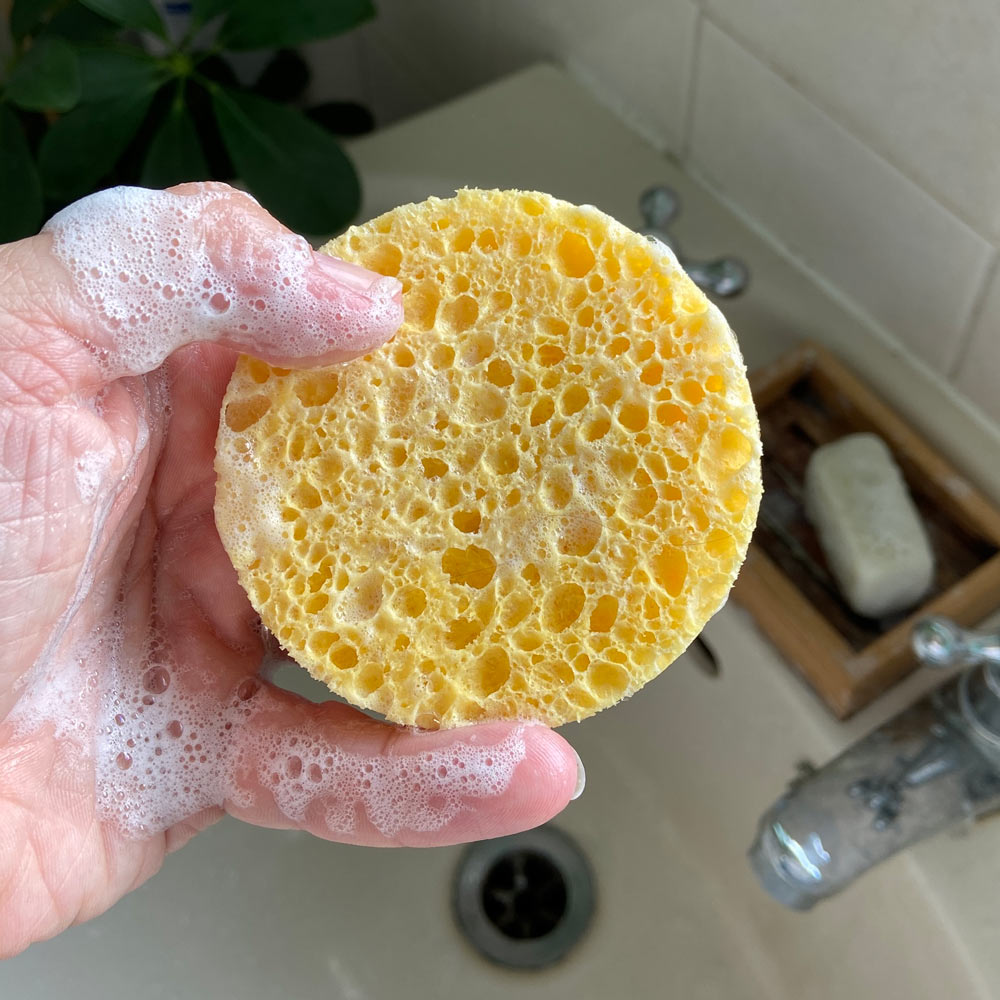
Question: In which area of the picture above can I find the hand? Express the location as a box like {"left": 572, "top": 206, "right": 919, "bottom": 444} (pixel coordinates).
{"left": 0, "top": 183, "right": 582, "bottom": 959}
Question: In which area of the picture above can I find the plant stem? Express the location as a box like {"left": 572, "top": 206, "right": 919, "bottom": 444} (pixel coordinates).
{"left": 173, "top": 75, "right": 186, "bottom": 112}
{"left": 191, "top": 71, "right": 218, "bottom": 95}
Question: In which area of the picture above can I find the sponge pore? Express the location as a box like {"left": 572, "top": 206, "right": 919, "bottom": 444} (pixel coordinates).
{"left": 214, "top": 189, "right": 761, "bottom": 729}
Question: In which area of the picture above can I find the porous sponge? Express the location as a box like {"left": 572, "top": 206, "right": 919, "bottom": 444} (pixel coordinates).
{"left": 214, "top": 189, "right": 761, "bottom": 728}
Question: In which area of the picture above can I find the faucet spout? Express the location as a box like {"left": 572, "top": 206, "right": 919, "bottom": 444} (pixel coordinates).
{"left": 749, "top": 618, "right": 1000, "bottom": 909}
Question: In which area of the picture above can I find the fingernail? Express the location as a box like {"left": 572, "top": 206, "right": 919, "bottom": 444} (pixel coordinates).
{"left": 570, "top": 746, "right": 586, "bottom": 801}
{"left": 310, "top": 252, "right": 384, "bottom": 295}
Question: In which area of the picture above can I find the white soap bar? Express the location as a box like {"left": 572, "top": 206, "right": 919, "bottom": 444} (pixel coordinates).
{"left": 805, "top": 433, "right": 934, "bottom": 617}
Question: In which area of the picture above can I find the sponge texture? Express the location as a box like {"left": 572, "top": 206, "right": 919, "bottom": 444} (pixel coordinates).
{"left": 214, "top": 189, "right": 761, "bottom": 728}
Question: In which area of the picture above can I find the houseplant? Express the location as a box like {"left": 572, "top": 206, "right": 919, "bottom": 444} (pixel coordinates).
{"left": 1, "top": 0, "right": 376, "bottom": 242}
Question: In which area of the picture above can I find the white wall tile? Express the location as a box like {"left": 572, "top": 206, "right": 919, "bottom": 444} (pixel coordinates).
{"left": 302, "top": 33, "right": 366, "bottom": 106}
{"left": 305, "top": 0, "right": 493, "bottom": 126}
{"left": 689, "top": 22, "right": 992, "bottom": 371}
{"left": 489, "top": 0, "right": 699, "bottom": 153}
{"left": 953, "top": 261, "right": 1000, "bottom": 426}
{"left": 355, "top": 32, "right": 439, "bottom": 126}
{"left": 361, "top": 0, "right": 492, "bottom": 108}
{"left": 306, "top": 0, "right": 699, "bottom": 147}
{"left": 703, "top": 0, "right": 1000, "bottom": 239}
{"left": 300, "top": 0, "right": 999, "bottom": 424}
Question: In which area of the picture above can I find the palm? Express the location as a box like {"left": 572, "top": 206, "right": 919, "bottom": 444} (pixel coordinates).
{"left": 0, "top": 344, "right": 244, "bottom": 950}
{"left": 0, "top": 185, "right": 578, "bottom": 959}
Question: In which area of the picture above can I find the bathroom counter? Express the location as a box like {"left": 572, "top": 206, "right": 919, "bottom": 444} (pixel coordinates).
{"left": 347, "top": 65, "right": 1000, "bottom": 994}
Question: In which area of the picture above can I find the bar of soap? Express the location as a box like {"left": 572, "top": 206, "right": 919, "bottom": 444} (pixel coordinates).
{"left": 804, "top": 432, "right": 934, "bottom": 618}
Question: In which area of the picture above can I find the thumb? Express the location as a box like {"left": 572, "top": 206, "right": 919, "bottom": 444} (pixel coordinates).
{"left": 26, "top": 182, "right": 402, "bottom": 386}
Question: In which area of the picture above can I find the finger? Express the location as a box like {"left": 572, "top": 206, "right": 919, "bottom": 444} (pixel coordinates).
{"left": 90, "top": 572, "right": 582, "bottom": 848}
{"left": 6, "top": 182, "right": 402, "bottom": 391}
{"left": 223, "top": 682, "right": 582, "bottom": 848}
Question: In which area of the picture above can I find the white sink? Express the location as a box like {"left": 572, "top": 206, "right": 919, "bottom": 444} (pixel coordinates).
{"left": 1, "top": 613, "right": 985, "bottom": 999}
{"left": 3, "top": 66, "right": 995, "bottom": 999}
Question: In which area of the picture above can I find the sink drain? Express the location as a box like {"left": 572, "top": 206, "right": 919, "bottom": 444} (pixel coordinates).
{"left": 452, "top": 826, "right": 595, "bottom": 969}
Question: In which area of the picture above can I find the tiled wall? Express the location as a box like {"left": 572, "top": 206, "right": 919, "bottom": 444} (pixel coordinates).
{"left": 313, "top": 0, "right": 1000, "bottom": 427}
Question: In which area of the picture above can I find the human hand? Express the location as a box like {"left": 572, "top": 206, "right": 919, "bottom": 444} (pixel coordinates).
{"left": 0, "top": 183, "right": 583, "bottom": 959}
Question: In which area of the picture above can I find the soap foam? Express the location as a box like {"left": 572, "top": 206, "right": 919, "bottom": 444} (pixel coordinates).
{"left": 73, "top": 447, "right": 115, "bottom": 503}
{"left": 33, "top": 373, "right": 161, "bottom": 683}
{"left": 10, "top": 598, "right": 527, "bottom": 841}
{"left": 43, "top": 186, "right": 401, "bottom": 380}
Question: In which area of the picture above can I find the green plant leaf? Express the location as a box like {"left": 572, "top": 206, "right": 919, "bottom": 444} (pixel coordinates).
{"left": 6, "top": 38, "right": 81, "bottom": 112}
{"left": 193, "top": 52, "right": 238, "bottom": 88}
{"left": 253, "top": 49, "right": 310, "bottom": 103}
{"left": 189, "top": 0, "right": 228, "bottom": 25}
{"left": 39, "top": 89, "right": 158, "bottom": 201}
{"left": 215, "top": 0, "right": 375, "bottom": 51}
{"left": 140, "top": 99, "right": 209, "bottom": 187}
{"left": 211, "top": 87, "right": 359, "bottom": 234}
{"left": 0, "top": 106, "right": 44, "bottom": 241}
{"left": 185, "top": 77, "right": 234, "bottom": 179}
{"left": 306, "top": 100, "right": 374, "bottom": 137}
{"left": 43, "top": 3, "right": 118, "bottom": 42}
{"left": 10, "top": 0, "right": 58, "bottom": 41}
{"left": 77, "top": 0, "right": 165, "bottom": 37}
{"left": 76, "top": 46, "right": 166, "bottom": 102}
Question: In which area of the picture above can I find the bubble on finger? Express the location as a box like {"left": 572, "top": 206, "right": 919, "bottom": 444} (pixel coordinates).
{"left": 250, "top": 722, "right": 527, "bottom": 837}
{"left": 43, "top": 186, "right": 402, "bottom": 379}
{"left": 10, "top": 598, "right": 528, "bottom": 841}
{"left": 73, "top": 445, "right": 116, "bottom": 503}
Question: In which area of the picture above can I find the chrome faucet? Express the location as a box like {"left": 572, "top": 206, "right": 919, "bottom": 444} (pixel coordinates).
{"left": 639, "top": 185, "right": 749, "bottom": 298}
{"left": 749, "top": 616, "right": 1000, "bottom": 909}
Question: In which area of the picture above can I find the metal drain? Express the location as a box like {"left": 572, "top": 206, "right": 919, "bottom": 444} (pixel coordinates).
{"left": 452, "top": 826, "right": 595, "bottom": 969}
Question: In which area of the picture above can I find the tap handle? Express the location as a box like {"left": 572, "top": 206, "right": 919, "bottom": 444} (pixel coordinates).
{"left": 639, "top": 185, "right": 750, "bottom": 298}
{"left": 912, "top": 616, "right": 1000, "bottom": 668}
{"left": 640, "top": 185, "right": 681, "bottom": 230}
{"left": 685, "top": 258, "right": 751, "bottom": 299}
{"left": 639, "top": 185, "right": 681, "bottom": 255}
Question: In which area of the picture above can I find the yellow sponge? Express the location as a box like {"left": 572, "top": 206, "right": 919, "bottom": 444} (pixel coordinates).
{"left": 214, "top": 189, "right": 761, "bottom": 729}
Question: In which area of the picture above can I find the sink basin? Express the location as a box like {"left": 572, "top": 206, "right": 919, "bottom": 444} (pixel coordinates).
{"left": 2, "top": 66, "right": 993, "bottom": 999}
{"left": 1, "top": 613, "right": 984, "bottom": 999}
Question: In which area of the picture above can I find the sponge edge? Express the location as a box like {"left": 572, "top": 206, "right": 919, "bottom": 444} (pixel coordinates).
{"left": 215, "top": 189, "right": 762, "bottom": 728}
{"left": 805, "top": 432, "right": 934, "bottom": 618}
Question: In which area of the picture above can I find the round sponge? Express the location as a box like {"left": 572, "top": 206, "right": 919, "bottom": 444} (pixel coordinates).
{"left": 214, "top": 189, "right": 761, "bottom": 729}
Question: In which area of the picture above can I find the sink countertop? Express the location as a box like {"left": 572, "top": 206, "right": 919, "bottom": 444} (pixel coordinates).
{"left": 347, "top": 64, "right": 1000, "bottom": 993}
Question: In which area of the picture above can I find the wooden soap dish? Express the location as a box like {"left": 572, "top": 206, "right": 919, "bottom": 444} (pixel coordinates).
{"left": 732, "top": 342, "right": 1000, "bottom": 719}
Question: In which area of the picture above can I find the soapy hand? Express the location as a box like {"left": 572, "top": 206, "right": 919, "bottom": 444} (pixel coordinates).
{"left": 0, "top": 183, "right": 582, "bottom": 959}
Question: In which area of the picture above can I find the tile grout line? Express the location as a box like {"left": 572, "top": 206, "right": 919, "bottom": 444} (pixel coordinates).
{"left": 698, "top": 7, "right": 999, "bottom": 248}
{"left": 358, "top": 13, "right": 448, "bottom": 109}
{"left": 946, "top": 246, "right": 1000, "bottom": 380}
{"left": 678, "top": 5, "right": 704, "bottom": 165}
{"left": 561, "top": 57, "right": 672, "bottom": 155}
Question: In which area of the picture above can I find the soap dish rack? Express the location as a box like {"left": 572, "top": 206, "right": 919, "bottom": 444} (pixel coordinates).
{"left": 733, "top": 341, "right": 1000, "bottom": 719}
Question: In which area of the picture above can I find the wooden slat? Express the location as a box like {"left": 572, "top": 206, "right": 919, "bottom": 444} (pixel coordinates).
{"left": 733, "top": 549, "right": 857, "bottom": 718}
{"left": 748, "top": 342, "right": 817, "bottom": 411}
{"left": 784, "top": 398, "right": 838, "bottom": 447}
{"left": 846, "top": 553, "right": 1000, "bottom": 712}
